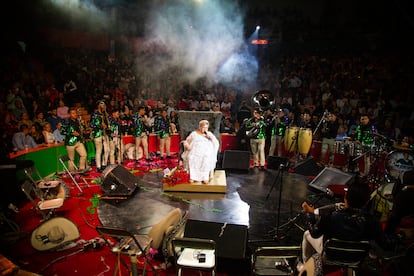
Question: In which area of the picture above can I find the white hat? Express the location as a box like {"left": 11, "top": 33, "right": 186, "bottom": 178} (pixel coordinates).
{"left": 31, "top": 217, "right": 80, "bottom": 251}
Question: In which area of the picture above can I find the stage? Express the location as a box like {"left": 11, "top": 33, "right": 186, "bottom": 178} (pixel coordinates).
{"left": 96, "top": 166, "right": 313, "bottom": 245}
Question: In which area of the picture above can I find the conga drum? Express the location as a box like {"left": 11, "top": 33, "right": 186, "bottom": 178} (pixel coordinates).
{"left": 298, "top": 128, "right": 313, "bottom": 155}
{"left": 284, "top": 127, "right": 299, "bottom": 153}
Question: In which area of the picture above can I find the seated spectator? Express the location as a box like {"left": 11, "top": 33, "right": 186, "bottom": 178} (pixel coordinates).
{"left": 12, "top": 98, "right": 27, "bottom": 120}
{"left": 220, "top": 117, "right": 236, "bottom": 134}
{"left": 18, "top": 112, "right": 33, "bottom": 129}
{"left": 1, "top": 112, "right": 19, "bottom": 146}
{"left": 33, "top": 111, "right": 47, "bottom": 129}
{"left": 12, "top": 124, "right": 38, "bottom": 151}
{"left": 335, "top": 124, "right": 349, "bottom": 140}
{"left": 57, "top": 99, "right": 70, "bottom": 120}
{"left": 42, "top": 122, "right": 56, "bottom": 144}
{"left": 53, "top": 121, "right": 65, "bottom": 143}
{"left": 46, "top": 107, "right": 61, "bottom": 131}
{"left": 30, "top": 124, "right": 45, "bottom": 145}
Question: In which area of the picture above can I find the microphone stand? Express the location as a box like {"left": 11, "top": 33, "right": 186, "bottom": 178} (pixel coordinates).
{"left": 269, "top": 189, "right": 332, "bottom": 240}
{"left": 313, "top": 110, "right": 328, "bottom": 136}
{"left": 265, "top": 131, "right": 295, "bottom": 240}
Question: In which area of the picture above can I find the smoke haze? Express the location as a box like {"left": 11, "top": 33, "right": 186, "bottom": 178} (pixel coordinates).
{"left": 41, "top": 0, "right": 259, "bottom": 90}
{"left": 143, "top": 0, "right": 257, "bottom": 88}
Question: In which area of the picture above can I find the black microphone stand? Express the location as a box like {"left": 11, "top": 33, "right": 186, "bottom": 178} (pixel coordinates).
{"left": 313, "top": 110, "right": 328, "bottom": 136}
{"left": 265, "top": 128, "right": 298, "bottom": 240}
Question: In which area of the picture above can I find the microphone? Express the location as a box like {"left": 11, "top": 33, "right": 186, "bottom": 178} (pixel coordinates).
{"left": 204, "top": 131, "right": 211, "bottom": 140}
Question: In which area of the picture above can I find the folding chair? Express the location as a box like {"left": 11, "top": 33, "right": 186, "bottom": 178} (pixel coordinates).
{"left": 322, "top": 238, "right": 370, "bottom": 276}
{"left": 21, "top": 180, "right": 64, "bottom": 221}
{"left": 171, "top": 237, "right": 216, "bottom": 276}
{"left": 96, "top": 225, "right": 156, "bottom": 276}
{"left": 24, "top": 165, "right": 65, "bottom": 191}
{"left": 58, "top": 155, "right": 87, "bottom": 194}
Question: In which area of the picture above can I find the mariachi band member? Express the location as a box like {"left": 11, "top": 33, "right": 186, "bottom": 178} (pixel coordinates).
{"left": 90, "top": 100, "right": 110, "bottom": 172}
{"left": 154, "top": 108, "right": 172, "bottom": 159}
{"left": 61, "top": 107, "right": 87, "bottom": 172}
{"left": 353, "top": 113, "right": 376, "bottom": 176}
{"left": 108, "top": 109, "right": 121, "bottom": 165}
{"left": 246, "top": 108, "right": 267, "bottom": 170}
{"left": 132, "top": 106, "right": 151, "bottom": 162}
{"left": 268, "top": 108, "right": 287, "bottom": 157}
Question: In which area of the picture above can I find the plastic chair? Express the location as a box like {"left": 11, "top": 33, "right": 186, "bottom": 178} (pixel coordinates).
{"left": 171, "top": 237, "right": 216, "bottom": 276}
{"left": 322, "top": 238, "right": 370, "bottom": 276}
{"left": 21, "top": 180, "right": 64, "bottom": 221}
{"left": 96, "top": 225, "right": 156, "bottom": 276}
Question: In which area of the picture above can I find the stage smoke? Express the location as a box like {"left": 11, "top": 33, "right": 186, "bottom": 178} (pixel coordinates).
{"left": 144, "top": 0, "right": 255, "bottom": 86}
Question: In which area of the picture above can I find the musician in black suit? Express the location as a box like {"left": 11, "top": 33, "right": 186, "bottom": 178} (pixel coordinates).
{"left": 297, "top": 179, "right": 387, "bottom": 272}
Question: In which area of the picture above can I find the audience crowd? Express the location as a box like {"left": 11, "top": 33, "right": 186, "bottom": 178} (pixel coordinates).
{"left": 2, "top": 43, "right": 413, "bottom": 157}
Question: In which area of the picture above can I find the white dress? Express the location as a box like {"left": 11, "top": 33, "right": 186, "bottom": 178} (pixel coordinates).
{"left": 186, "top": 131, "right": 219, "bottom": 182}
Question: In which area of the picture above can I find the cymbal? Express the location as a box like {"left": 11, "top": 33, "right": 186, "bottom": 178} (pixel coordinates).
{"left": 393, "top": 143, "right": 413, "bottom": 151}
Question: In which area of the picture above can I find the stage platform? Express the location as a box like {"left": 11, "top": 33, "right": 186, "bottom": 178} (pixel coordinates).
{"left": 162, "top": 170, "right": 227, "bottom": 193}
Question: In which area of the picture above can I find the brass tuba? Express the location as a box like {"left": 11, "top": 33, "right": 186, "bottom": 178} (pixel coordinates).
{"left": 251, "top": 90, "right": 275, "bottom": 111}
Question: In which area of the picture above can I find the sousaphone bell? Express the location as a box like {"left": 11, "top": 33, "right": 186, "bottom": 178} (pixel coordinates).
{"left": 247, "top": 90, "right": 275, "bottom": 137}
{"left": 251, "top": 90, "right": 275, "bottom": 112}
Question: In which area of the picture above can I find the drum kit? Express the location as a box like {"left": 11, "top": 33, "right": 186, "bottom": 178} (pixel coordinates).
{"left": 367, "top": 134, "right": 414, "bottom": 222}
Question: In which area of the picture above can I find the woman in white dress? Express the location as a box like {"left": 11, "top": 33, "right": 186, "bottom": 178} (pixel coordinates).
{"left": 183, "top": 120, "right": 219, "bottom": 184}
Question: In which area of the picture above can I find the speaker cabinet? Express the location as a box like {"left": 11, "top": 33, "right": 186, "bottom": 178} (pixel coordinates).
{"left": 293, "top": 156, "right": 322, "bottom": 176}
{"left": 222, "top": 150, "right": 250, "bottom": 171}
{"left": 308, "top": 167, "right": 354, "bottom": 193}
{"left": 267, "top": 156, "right": 289, "bottom": 170}
{"left": 184, "top": 219, "right": 248, "bottom": 259}
{"left": 101, "top": 165, "right": 138, "bottom": 196}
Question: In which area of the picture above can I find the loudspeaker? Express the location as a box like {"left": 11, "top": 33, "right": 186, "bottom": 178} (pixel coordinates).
{"left": 293, "top": 156, "right": 322, "bottom": 176}
{"left": 184, "top": 219, "right": 248, "bottom": 259}
{"left": 101, "top": 165, "right": 138, "bottom": 196}
{"left": 308, "top": 167, "right": 354, "bottom": 193}
{"left": 266, "top": 156, "right": 289, "bottom": 170}
{"left": 222, "top": 150, "right": 250, "bottom": 171}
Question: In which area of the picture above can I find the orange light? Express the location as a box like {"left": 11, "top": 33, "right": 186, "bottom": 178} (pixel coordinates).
{"left": 251, "top": 39, "right": 268, "bottom": 45}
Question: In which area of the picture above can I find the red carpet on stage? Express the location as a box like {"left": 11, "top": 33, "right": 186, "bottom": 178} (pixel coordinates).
{"left": 4, "top": 157, "right": 222, "bottom": 276}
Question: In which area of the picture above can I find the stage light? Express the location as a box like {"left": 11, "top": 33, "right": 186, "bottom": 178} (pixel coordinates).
{"left": 256, "top": 25, "right": 260, "bottom": 30}
{"left": 251, "top": 39, "right": 268, "bottom": 45}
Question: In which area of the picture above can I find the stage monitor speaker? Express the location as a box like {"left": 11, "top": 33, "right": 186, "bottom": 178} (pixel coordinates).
{"left": 184, "top": 219, "right": 248, "bottom": 259}
{"left": 308, "top": 167, "right": 354, "bottom": 193}
{"left": 101, "top": 165, "right": 138, "bottom": 196}
{"left": 293, "top": 156, "right": 322, "bottom": 176}
{"left": 222, "top": 150, "right": 250, "bottom": 171}
{"left": 267, "top": 156, "right": 289, "bottom": 170}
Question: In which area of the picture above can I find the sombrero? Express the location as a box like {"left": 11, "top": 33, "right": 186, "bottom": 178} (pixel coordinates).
{"left": 31, "top": 217, "right": 80, "bottom": 251}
